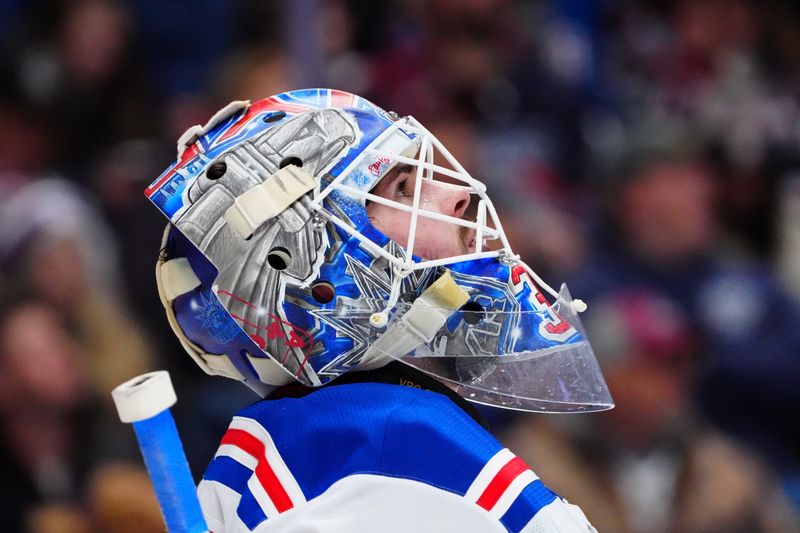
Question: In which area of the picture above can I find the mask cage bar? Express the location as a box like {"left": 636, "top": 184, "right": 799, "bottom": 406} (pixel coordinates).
{"left": 476, "top": 200, "right": 486, "bottom": 254}
{"left": 333, "top": 183, "right": 501, "bottom": 239}
{"left": 310, "top": 115, "right": 570, "bottom": 320}
{"left": 403, "top": 134, "right": 430, "bottom": 274}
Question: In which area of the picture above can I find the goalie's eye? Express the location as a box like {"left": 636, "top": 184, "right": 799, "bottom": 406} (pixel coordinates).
{"left": 393, "top": 165, "right": 414, "bottom": 198}
{"left": 396, "top": 177, "right": 409, "bottom": 197}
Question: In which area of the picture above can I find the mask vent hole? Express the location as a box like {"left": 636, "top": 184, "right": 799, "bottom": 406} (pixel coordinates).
{"left": 267, "top": 247, "right": 291, "bottom": 270}
{"left": 264, "top": 111, "right": 286, "bottom": 123}
{"left": 460, "top": 301, "right": 485, "bottom": 325}
{"left": 311, "top": 281, "right": 335, "bottom": 303}
{"left": 206, "top": 161, "right": 227, "bottom": 180}
{"left": 279, "top": 156, "right": 303, "bottom": 169}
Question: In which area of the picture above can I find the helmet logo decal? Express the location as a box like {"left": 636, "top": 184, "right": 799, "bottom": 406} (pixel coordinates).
{"left": 510, "top": 264, "right": 576, "bottom": 342}
{"left": 197, "top": 291, "right": 244, "bottom": 344}
{"left": 216, "top": 288, "right": 316, "bottom": 377}
{"left": 368, "top": 156, "right": 392, "bottom": 177}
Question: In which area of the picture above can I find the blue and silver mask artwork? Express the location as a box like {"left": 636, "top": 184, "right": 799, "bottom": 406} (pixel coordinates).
{"left": 148, "top": 89, "right": 613, "bottom": 412}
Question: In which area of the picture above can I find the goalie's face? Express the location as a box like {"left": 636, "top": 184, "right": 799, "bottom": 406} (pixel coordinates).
{"left": 367, "top": 163, "right": 477, "bottom": 260}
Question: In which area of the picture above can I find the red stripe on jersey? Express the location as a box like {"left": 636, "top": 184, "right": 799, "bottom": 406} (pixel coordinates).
{"left": 475, "top": 456, "right": 529, "bottom": 511}
{"left": 220, "top": 428, "right": 294, "bottom": 513}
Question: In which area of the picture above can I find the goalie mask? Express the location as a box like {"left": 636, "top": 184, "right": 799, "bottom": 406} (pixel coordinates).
{"left": 148, "top": 89, "right": 613, "bottom": 413}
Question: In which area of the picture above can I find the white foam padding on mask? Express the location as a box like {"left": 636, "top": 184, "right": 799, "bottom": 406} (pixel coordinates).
{"left": 358, "top": 271, "right": 469, "bottom": 370}
{"left": 112, "top": 370, "right": 177, "bottom": 423}
{"left": 245, "top": 352, "right": 295, "bottom": 386}
{"left": 155, "top": 249, "right": 211, "bottom": 374}
{"left": 401, "top": 270, "right": 470, "bottom": 342}
{"left": 155, "top": 227, "right": 243, "bottom": 380}
{"left": 198, "top": 352, "right": 247, "bottom": 381}
{"left": 176, "top": 100, "right": 250, "bottom": 160}
{"left": 159, "top": 257, "right": 202, "bottom": 301}
{"left": 224, "top": 165, "right": 316, "bottom": 239}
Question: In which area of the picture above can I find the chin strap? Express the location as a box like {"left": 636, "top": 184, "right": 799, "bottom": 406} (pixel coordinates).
{"left": 358, "top": 271, "right": 469, "bottom": 370}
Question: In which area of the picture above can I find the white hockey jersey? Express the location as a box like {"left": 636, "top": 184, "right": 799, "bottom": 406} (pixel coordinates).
{"left": 197, "top": 366, "right": 597, "bottom": 532}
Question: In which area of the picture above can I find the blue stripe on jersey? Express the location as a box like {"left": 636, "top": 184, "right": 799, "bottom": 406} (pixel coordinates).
{"left": 237, "top": 486, "right": 268, "bottom": 530}
{"left": 499, "top": 479, "right": 559, "bottom": 532}
{"left": 204, "top": 456, "right": 251, "bottom": 493}
{"left": 203, "top": 456, "right": 267, "bottom": 530}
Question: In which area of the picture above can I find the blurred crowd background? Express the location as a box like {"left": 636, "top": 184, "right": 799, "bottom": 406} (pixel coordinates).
{"left": 1, "top": 0, "right": 800, "bottom": 531}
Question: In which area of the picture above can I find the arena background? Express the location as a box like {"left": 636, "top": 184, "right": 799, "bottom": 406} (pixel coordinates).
{"left": 1, "top": 1, "right": 799, "bottom": 531}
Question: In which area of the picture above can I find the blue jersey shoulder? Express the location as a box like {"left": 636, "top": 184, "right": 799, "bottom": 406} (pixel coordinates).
{"left": 201, "top": 381, "right": 564, "bottom": 532}
{"left": 231, "top": 382, "right": 503, "bottom": 498}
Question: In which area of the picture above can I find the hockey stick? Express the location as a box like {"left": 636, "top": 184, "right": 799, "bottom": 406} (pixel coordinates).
{"left": 112, "top": 371, "right": 208, "bottom": 533}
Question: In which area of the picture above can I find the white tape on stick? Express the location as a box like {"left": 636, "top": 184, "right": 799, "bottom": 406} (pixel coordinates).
{"left": 112, "top": 370, "right": 209, "bottom": 532}
{"left": 112, "top": 370, "right": 178, "bottom": 423}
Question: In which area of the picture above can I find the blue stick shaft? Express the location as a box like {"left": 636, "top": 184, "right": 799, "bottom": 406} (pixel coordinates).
{"left": 132, "top": 409, "right": 208, "bottom": 533}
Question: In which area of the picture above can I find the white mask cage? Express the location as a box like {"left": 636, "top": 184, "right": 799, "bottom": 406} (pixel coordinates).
{"left": 309, "top": 116, "right": 585, "bottom": 324}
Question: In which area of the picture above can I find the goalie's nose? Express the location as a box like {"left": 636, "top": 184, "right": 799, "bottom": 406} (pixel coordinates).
{"left": 424, "top": 180, "right": 471, "bottom": 218}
